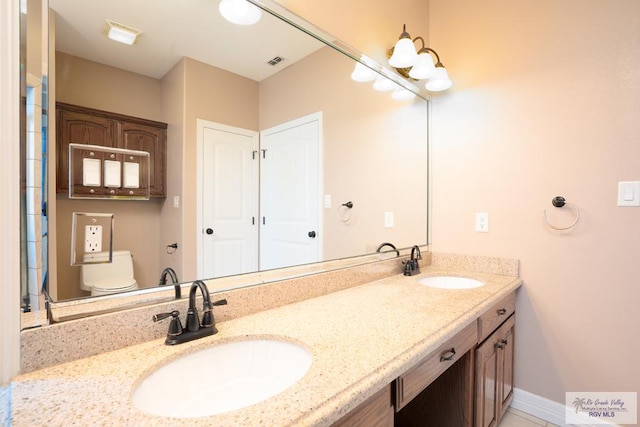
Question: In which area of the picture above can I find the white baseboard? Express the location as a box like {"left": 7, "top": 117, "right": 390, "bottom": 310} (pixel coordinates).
{"left": 511, "top": 387, "right": 568, "bottom": 426}
{"left": 511, "top": 388, "right": 621, "bottom": 427}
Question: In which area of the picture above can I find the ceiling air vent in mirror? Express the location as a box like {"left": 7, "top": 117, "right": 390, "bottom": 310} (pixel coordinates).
{"left": 267, "top": 56, "right": 285, "bottom": 66}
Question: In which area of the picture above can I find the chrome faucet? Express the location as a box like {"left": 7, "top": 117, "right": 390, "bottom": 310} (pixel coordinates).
{"left": 158, "top": 267, "right": 181, "bottom": 299}
{"left": 153, "top": 280, "right": 227, "bottom": 345}
{"left": 376, "top": 242, "right": 400, "bottom": 257}
{"left": 403, "top": 245, "right": 422, "bottom": 276}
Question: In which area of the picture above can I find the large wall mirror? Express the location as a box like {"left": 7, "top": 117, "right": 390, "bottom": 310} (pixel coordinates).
{"left": 21, "top": 0, "right": 429, "bottom": 325}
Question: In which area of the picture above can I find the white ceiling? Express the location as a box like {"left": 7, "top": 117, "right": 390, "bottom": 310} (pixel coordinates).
{"left": 50, "top": 0, "right": 325, "bottom": 81}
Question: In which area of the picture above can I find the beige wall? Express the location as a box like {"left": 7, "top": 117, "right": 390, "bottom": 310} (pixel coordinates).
{"left": 428, "top": 0, "right": 640, "bottom": 406}
{"left": 159, "top": 59, "right": 186, "bottom": 281}
{"left": 281, "top": 0, "right": 640, "bottom": 410}
{"left": 181, "top": 57, "right": 259, "bottom": 280}
{"left": 55, "top": 52, "right": 165, "bottom": 299}
{"left": 260, "top": 47, "right": 427, "bottom": 258}
{"left": 55, "top": 52, "right": 163, "bottom": 121}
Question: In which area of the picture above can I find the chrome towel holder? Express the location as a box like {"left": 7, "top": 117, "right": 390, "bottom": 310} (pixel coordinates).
{"left": 542, "top": 196, "right": 580, "bottom": 230}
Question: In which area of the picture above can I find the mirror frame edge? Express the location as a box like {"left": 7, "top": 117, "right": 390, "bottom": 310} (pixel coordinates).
{"left": 2, "top": 0, "right": 24, "bottom": 382}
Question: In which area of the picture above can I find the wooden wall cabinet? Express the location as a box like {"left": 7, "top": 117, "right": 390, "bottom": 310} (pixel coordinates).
{"left": 56, "top": 102, "right": 167, "bottom": 198}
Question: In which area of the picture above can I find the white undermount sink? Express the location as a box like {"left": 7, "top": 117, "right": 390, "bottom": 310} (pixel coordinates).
{"left": 419, "top": 276, "right": 485, "bottom": 289}
{"left": 131, "top": 339, "right": 312, "bottom": 418}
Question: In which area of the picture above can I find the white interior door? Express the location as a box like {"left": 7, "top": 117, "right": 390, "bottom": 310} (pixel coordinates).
{"left": 198, "top": 121, "right": 258, "bottom": 278}
{"left": 260, "top": 112, "right": 322, "bottom": 270}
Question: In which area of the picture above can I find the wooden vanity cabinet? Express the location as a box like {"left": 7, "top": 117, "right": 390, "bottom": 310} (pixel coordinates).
{"left": 394, "top": 322, "right": 477, "bottom": 427}
{"left": 56, "top": 102, "right": 167, "bottom": 198}
{"left": 332, "top": 384, "right": 394, "bottom": 427}
{"left": 475, "top": 294, "right": 516, "bottom": 427}
{"left": 332, "top": 291, "right": 517, "bottom": 427}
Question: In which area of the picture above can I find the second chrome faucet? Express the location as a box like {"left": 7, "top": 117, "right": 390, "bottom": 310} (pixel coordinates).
{"left": 153, "top": 280, "right": 227, "bottom": 345}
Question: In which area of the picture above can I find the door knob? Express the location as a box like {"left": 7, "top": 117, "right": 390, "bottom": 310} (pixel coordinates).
{"left": 308, "top": 231, "right": 316, "bottom": 238}
{"left": 206, "top": 228, "right": 214, "bottom": 235}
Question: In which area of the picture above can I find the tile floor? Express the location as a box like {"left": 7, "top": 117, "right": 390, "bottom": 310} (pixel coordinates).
{"left": 499, "top": 407, "right": 559, "bottom": 427}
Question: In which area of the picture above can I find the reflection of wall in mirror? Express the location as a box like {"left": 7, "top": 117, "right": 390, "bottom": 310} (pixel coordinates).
{"left": 54, "top": 52, "right": 259, "bottom": 300}
{"left": 259, "top": 47, "right": 428, "bottom": 261}
{"left": 53, "top": 47, "right": 427, "bottom": 301}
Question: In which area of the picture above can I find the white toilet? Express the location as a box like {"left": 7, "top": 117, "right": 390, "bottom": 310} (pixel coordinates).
{"left": 80, "top": 250, "right": 139, "bottom": 296}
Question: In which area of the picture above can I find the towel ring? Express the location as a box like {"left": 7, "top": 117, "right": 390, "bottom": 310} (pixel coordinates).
{"left": 542, "top": 196, "right": 580, "bottom": 231}
{"left": 337, "top": 201, "right": 354, "bottom": 223}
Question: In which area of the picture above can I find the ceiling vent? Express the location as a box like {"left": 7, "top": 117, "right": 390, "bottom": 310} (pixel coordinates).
{"left": 267, "top": 56, "right": 285, "bottom": 66}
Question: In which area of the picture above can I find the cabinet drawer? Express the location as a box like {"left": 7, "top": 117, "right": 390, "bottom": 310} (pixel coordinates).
{"left": 396, "top": 321, "right": 478, "bottom": 411}
{"left": 477, "top": 292, "right": 516, "bottom": 343}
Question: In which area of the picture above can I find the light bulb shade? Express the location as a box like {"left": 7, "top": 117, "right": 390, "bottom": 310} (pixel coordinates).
{"left": 351, "top": 62, "right": 377, "bottom": 82}
{"left": 408, "top": 51, "right": 436, "bottom": 80}
{"left": 373, "top": 76, "right": 396, "bottom": 92}
{"left": 219, "top": 0, "right": 262, "bottom": 25}
{"left": 389, "top": 37, "right": 418, "bottom": 68}
{"left": 425, "top": 67, "right": 453, "bottom": 92}
{"left": 392, "top": 88, "right": 416, "bottom": 101}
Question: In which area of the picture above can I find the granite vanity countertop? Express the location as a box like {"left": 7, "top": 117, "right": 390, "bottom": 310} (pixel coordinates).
{"left": 9, "top": 266, "right": 522, "bottom": 427}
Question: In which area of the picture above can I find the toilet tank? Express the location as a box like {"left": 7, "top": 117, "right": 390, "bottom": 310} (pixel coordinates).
{"left": 80, "top": 250, "right": 135, "bottom": 291}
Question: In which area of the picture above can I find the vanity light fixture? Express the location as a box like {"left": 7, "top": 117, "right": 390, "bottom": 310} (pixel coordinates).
{"left": 105, "top": 19, "right": 142, "bottom": 46}
{"left": 373, "top": 76, "right": 395, "bottom": 92}
{"left": 391, "top": 87, "right": 416, "bottom": 101}
{"left": 389, "top": 24, "right": 452, "bottom": 92}
{"left": 350, "top": 62, "right": 377, "bottom": 82}
{"left": 219, "top": 0, "right": 262, "bottom": 25}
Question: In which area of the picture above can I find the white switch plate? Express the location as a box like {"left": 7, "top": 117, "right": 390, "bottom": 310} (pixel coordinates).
{"left": 84, "top": 225, "right": 103, "bottom": 253}
{"left": 173, "top": 196, "right": 180, "bottom": 208}
{"left": 475, "top": 212, "right": 489, "bottom": 232}
{"left": 324, "top": 194, "right": 332, "bottom": 208}
{"left": 384, "top": 212, "right": 394, "bottom": 228}
{"left": 617, "top": 181, "right": 640, "bottom": 206}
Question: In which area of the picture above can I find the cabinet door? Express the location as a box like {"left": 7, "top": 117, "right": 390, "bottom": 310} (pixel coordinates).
{"left": 475, "top": 334, "right": 499, "bottom": 427}
{"left": 119, "top": 122, "right": 166, "bottom": 198}
{"left": 496, "top": 318, "right": 515, "bottom": 420}
{"left": 56, "top": 109, "right": 115, "bottom": 194}
{"left": 475, "top": 314, "right": 515, "bottom": 427}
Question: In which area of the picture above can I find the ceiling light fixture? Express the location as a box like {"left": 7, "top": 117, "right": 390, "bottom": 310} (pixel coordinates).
{"left": 105, "top": 19, "right": 142, "bottom": 46}
{"left": 389, "top": 24, "right": 452, "bottom": 92}
{"left": 219, "top": 0, "right": 262, "bottom": 25}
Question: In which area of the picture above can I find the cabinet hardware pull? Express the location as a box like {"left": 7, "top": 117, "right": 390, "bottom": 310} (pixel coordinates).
{"left": 439, "top": 348, "right": 456, "bottom": 362}
{"left": 495, "top": 339, "right": 508, "bottom": 349}
{"left": 497, "top": 308, "right": 507, "bottom": 315}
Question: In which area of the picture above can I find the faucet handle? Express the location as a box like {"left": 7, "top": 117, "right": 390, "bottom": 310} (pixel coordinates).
{"left": 153, "top": 310, "right": 183, "bottom": 337}
{"left": 202, "top": 299, "right": 228, "bottom": 328}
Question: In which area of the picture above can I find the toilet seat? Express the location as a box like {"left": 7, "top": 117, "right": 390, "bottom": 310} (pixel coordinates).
{"left": 90, "top": 278, "right": 138, "bottom": 296}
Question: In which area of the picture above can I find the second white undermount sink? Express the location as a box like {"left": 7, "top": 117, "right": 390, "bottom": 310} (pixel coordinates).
{"left": 419, "top": 276, "right": 485, "bottom": 289}
{"left": 131, "top": 339, "right": 312, "bottom": 418}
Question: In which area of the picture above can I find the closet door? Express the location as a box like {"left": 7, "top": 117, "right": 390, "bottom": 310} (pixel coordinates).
{"left": 259, "top": 112, "right": 322, "bottom": 270}
{"left": 199, "top": 122, "right": 259, "bottom": 279}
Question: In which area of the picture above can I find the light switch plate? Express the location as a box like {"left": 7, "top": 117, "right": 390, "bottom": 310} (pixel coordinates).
{"left": 617, "top": 181, "right": 640, "bottom": 206}
{"left": 475, "top": 212, "right": 489, "bottom": 232}
{"left": 384, "top": 212, "right": 394, "bottom": 228}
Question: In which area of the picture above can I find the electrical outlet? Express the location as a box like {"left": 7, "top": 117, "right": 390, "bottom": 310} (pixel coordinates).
{"left": 475, "top": 212, "right": 489, "bottom": 232}
{"left": 84, "top": 225, "right": 103, "bottom": 253}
